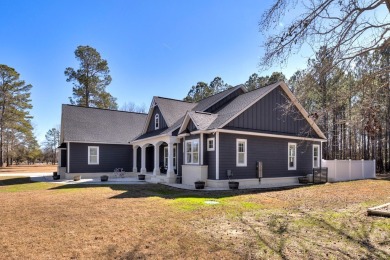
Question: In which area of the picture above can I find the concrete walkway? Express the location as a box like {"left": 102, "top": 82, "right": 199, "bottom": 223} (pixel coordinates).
{"left": 162, "top": 182, "right": 304, "bottom": 191}
{"left": 1, "top": 173, "right": 304, "bottom": 191}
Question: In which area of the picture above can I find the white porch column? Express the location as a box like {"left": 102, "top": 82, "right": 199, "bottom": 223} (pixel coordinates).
{"left": 132, "top": 146, "right": 138, "bottom": 172}
{"left": 166, "top": 141, "right": 175, "bottom": 178}
{"left": 200, "top": 133, "right": 204, "bottom": 165}
{"left": 153, "top": 143, "right": 160, "bottom": 175}
{"left": 140, "top": 146, "right": 147, "bottom": 174}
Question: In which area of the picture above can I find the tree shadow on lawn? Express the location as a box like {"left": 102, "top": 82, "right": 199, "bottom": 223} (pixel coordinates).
{"left": 49, "top": 183, "right": 308, "bottom": 200}
{"left": 0, "top": 177, "right": 33, "bottom": 186}
{"left": 239, "top": 209, "right": 390, "bottom": 259}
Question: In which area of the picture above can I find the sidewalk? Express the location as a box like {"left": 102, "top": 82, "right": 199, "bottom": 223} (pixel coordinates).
{"left": 1, "top": 173, "right": 304, "bottom": 191}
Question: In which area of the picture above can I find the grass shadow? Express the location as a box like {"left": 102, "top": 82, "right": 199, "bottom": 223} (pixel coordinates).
{"left": 49, "top": 182, "right": 309, "bottom": 200}
{"left": 0, "top": 177, "right": 33, "bottom": 186}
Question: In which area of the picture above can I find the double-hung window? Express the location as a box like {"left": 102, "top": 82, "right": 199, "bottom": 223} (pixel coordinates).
{"left": 164, "top": 145, "right": 177, "bottom": 169}
{"left": 207, "top": 138, "right": 215, "bottom": 151}
{"left": 164, "top": 146, "right": 168, "bottom": 167}
{"left": 288, "top": 143, "right": 296, "bottom": 170}
{"left": 313, "top": 144, "right": 320, "bottom": 168}
{"left": 185, "top": 139, "right": 199, "bottom": 164}
{"left": 155, "top": 114, "right": 159, "bottom": 130}
{"left": 236, "top": 139, "right": 247, "bottom": 167}
{"left": 88, "top": 146, "right": 99, "bottom": 165}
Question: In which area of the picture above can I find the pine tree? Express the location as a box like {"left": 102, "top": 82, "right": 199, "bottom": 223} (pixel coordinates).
{"left": 65, "top": 45, "right": 118, "bottom": 109}
{"left": 0, "top": 65, "right": 33, "bottom": 167}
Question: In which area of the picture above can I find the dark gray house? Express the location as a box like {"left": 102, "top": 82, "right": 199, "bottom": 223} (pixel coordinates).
{"left": 58, "top": 81, "right": 326, "bottom": 188}
{"left": 58, "top": 105, "right": 147, "bottom": 179}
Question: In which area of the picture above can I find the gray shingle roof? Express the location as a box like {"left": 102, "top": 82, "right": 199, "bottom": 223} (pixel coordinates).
{"left": 135, "top": 84, "right": 276, "bottom": 141}
{"left": 61, "top": 105, "right": 147, "bottom": 144}
{"left": 192, "top": 85, "right": 245, "bottom": 112}
{"left": 154, "top": 97, "right": 197, "bottom": 127}
{"left": 188, "top": 111, "right": 218, "bottom": 130}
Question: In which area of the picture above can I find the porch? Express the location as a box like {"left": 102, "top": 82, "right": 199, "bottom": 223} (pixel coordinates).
{"left": 64, "top": 171, "right": 178, "bottom": 184}
{"left": 131, "top": 135, "right": 180, "bottom": 184}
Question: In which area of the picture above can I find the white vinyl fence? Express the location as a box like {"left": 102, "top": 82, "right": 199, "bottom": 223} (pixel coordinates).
{"left": 321, "top": 159, "right": 376, "bottom": 182}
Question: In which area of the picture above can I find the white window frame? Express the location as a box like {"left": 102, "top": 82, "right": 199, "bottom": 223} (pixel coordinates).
{"left": 207, "top": 138, "right": 215, "bottom": 151}
{"left": 88, "top": 146, "right": 99, "bottom": 165}
{"left": 155, "top": 114, "right": 159, "bottom": 130}
{"left": 164, "top": 146, "right": 176, "bottom": 169}
{"left": 288, "top": 143, "right": 297, "bottom": 170}
{"left": 236, "top": 139, "right": 247, "bottom": 167}
{"left": 173, "top": 145, "right": 177, "bottom": 169}
{"left": 185, "top": 139, "right": 199, "bottom": 164}
{"left": 164, "top": 146, "right": 168, "bottom": 167}
{"left": 313, "top": 144, "right": 320, "bottom": 168}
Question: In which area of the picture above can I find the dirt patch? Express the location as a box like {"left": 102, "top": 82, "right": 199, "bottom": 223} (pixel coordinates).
{"left": 0, "top": 164, "right": 57, "bottom": 173}
{"left": 0, "top": 177, "right": 389, "bottom": 259}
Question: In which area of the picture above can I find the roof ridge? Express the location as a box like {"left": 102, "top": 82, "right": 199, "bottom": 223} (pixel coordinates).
{"left": 63, "top": 104, "right": 148, "bottom": 115}
{"left": 155, "top": 96, "right": 196, "bottom": 104}
{"left": 192, "top": 111, "right": 215, "bottom": 115}
{"left": 242, "top": 81, "right": 281, "bottom": 95}
{"left": 196, "top": 84, "right": 244, "bottom": 102}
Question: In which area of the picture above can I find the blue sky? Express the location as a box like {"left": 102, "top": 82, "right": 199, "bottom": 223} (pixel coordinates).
{"left": 1, "top": 0, "right": 310, "bottom": 144}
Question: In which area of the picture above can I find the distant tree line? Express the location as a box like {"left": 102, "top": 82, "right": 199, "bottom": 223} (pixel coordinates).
{"left": 290, "top": 45, "right": 390, "bottom": 172}
{"left": 182, "top": 48, "right": 389, "bottom": 172}
{"left": 257, "top": 0, "right": 389, "bottom": 172}
{"left": 183, "top": 72, "right": 286, "bottom": 102}
{"left": 0, "top": 65, "right": 39, "bottom": 166}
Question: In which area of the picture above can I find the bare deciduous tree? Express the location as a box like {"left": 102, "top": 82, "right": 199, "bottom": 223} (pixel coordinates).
{"left": 259, "top": 0, "right": 390, "bottom": 70}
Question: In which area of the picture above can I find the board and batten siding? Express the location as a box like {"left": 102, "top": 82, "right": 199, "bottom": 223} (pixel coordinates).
{"left": 69, "top": 143, "right": 132, "bottom": 173}
{"left": 205, "top": 88, "right": 245, "bottom": 114}
{"left": 205, "top": 134, "right": 216, "bottom": 179}
{"left": 146, "top": 106, "right": 168, "bottom": 133}
{"left": 187, "top": 119, "right": 198, "bottom": 132}
{"left": 225, "top": 86, "right": 319, "bottom": 138}
{"left": 217, "top": 133, "right": 320, "bottom": 180}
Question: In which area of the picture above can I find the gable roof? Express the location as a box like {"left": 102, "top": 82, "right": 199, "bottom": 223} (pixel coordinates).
{"left": 61, "top": 105, "right": 147, "bottom": 144}
{"left": 182, "top": 111, "right": 219, "bottom": 132}
{"left": 138, "top": 85, "right": 246, "bottom": 139}
{"left": 155, "top": 97, "right": 197, "bottom": 126}
{"left": 191, "top": 85, "right": 247, "bottom": 112}
{"left": 141, "top": 97, "right": 196, "bottom": 135}
{"left": 178, "top": 82, "right": 326, "bottom": 140}
{"left": 215, "top": 82, "right": 326, "bottom": 139}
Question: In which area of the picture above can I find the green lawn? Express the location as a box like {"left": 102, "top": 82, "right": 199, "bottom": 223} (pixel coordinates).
{"left": 0, "top": 176, "right": 389, "bottom": 259}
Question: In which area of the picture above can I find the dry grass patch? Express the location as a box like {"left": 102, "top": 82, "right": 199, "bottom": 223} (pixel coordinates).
{"left": 0, "top": 164, "right": 57, "bottom": 173}
{"left": 0, "top": 177, "right": 389, "bottom": 259}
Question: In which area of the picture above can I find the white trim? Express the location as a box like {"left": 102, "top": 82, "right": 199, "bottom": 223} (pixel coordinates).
{"left": 288, "top": 142, "right": 297, "bottom": 170}
{"left": 155, "top": 113, "right": 160, "bottom": 130}
{"left": 178, "top": 112, "right": 193, "bottom": 134}
{"left": 66, "top": 140, "right": 132, "bottom": 145}
{"left": 164, "top": 146, "right": 168, "bottom": 167}
{"left": 200, "top": 133, "right": 204, "bottom": 165}
{"left": 191, "top": 129, "right": 326, "bottom": 142}
{"left": 141, "top": 97, "right": 157, "bottom": 135}
{"left": 216, "top": 132, "right": 219, "bottom": 180}
{"left": 218, "top": 82, "right": 326, "bottom": 140}
{"left": 173, "top": 145, "right": 177, "bottom": 170}
{"left": 313, "top": 144, "right": 320, "bottom": 168}
{"left": 131, "top": 133, "right": 176, "bottom": 146}
{"left": 207, "top": 138, "right": 215, "bottom": 151}
{"left": 184, "top": 139, "right": 200, "bottom": 164}
{"left": 236, "top": 139, "right": 247, "bottom": 167}
{"left": 88, "top": 146, "right": 99, "bottom": 165}
{"left": 67, "top": 142, "right": 70, "bottom": 173}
